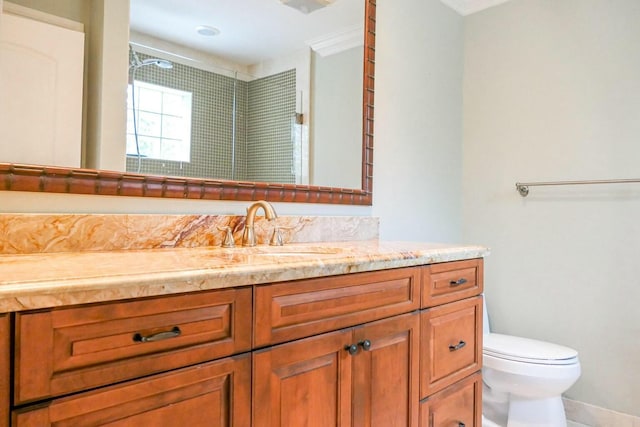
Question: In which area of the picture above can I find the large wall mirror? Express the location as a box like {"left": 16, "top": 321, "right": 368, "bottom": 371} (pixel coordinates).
{"left": 0, "top": 0, "right": 375, "bottom": 205}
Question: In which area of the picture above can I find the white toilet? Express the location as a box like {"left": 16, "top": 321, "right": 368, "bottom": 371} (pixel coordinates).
{"left": 482, "top": 298, "right": 581, "bottom": 427}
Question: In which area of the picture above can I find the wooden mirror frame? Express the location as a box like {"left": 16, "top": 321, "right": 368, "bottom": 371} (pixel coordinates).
{"left": 0, "top": 0, "right": 375, "bottom": 206}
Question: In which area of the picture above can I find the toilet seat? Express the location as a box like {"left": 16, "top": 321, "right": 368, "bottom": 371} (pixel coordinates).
{"left": 484, "top": 333, "right": 578, "bottom": 365}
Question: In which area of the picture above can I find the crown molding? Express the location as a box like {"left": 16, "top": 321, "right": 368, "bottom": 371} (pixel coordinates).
{"left": 306, "top": 25, "right": 364, "bottom": 57}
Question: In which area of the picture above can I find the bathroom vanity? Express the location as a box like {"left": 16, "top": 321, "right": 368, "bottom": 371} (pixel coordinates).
{"left": 0, "top": 241, "right": 487, "bottom": 426}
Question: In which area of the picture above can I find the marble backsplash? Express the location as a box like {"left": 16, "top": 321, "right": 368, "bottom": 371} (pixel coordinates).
{"left": 0, "top": 214, "right": 379, "bottom": 254}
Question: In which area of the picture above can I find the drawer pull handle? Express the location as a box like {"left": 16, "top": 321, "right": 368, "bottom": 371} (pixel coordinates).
{"left": 345, "top": 344, "right": 359, "bottom": 355}
{"left": 449, "top": 340, "right": 466, "bottom": 351}
{"left": 133, "top": 326, "right": 181, "bottom": 343}
{"left": 358, "top": 339, "right": 372, "bottom": 351}
{"left": 449, "top": 278, "right": 468, "bottom": 287}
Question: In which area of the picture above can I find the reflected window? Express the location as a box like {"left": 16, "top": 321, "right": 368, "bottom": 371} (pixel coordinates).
{"left": 126, "top": 81, "right": 193, "bottom": 162}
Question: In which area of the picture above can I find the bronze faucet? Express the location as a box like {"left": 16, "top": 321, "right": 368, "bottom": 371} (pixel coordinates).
{"left": 242, "top": 200, "right": 278, "bottom": 246}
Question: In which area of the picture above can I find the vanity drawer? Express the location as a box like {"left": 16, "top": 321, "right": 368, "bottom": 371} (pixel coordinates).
{"left": 422, "top": 259, "right": 483, "bottom": 308}
{"left": 14, "top": 287, "right": 252, "bottom": 404}
{"left": 254, "top": 267, "right": 420, "bottom": 347}
{"left": 419, "top": 372, "right": 482, "bottom": 427}
{"left": 420, "top": 296, "right": 482, "bottom": 398}
{"left": 12, "top": 353, "right": 251, "bottom": 427}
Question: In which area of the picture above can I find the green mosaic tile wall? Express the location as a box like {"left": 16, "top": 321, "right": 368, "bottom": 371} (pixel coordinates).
{"left": 127, "top": 52, "right": 296, "bottom": 183}
{"left": 247, "top": 69, "right": 297, "bottom": 184}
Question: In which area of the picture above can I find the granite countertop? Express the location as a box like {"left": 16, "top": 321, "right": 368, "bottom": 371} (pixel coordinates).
{"left": 0, "top": 240, "right": 489, "bottom": 313}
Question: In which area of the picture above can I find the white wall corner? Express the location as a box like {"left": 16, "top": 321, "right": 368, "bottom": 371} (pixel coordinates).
{"left": 438, "top": 0, "right": 468, "bottom": 15}
{"left": 306, "top": 25, "right": 363, "bottom": 57}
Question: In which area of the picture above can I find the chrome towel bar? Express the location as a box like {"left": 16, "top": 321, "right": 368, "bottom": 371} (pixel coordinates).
{"left": 516, "top": 178, "right": 640, "bottom": 197}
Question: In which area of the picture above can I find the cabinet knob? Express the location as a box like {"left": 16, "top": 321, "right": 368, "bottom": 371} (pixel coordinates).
{"left": 345, "top": 344, "right": 358, "bottom": 355}
{"left": 449, "top": 278, "right": 468, "bottom": 287}
{"left": 449, "top": 340, "right": 466, "bottom": 351}
{"left": 358, "top": 339, "right": 372, "bottom": 351}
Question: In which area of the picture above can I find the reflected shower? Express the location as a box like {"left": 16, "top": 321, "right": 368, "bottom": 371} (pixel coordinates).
{"left": 129, "top": 45, "right": 173, "bottom": 70}
{"left": 128, "top": 47, "right": 174, "bottom": 172}
{"left": 130, "top": 58, "right": 173, "bottom": 70}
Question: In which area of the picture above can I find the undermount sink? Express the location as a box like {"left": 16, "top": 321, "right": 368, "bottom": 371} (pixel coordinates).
{"left": 209, "top": 244, "right": 346, "bottom": 258}
{"left": 256, "top": 251, "right": 329, "bottom": 257}
{"left": 252, "top": 247, "right": 342, "bottom": 257}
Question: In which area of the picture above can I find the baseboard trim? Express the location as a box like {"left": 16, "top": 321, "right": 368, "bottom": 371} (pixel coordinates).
{"left": 563, "top": 397, "right": 640, "bottom": 426}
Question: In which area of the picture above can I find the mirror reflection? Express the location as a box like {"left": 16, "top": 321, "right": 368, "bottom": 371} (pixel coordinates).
{"left": 127, "top": 0, "right": 364, "bottom": 187}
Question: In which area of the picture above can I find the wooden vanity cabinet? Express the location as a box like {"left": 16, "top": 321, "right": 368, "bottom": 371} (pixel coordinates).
{"left": 5, "top": 258, "right": 484, "bottom": 426}
{"left": 1, "top": 314, "right": 9, "bottom": 427}
{"left": 253, "top": 267, "right": 422, "bottom": 427}
{"left": 253, "top": 312, "right": 420, "bottom": 427}
{"left": 419, "top": 259, "right": 484, "bottom": 427}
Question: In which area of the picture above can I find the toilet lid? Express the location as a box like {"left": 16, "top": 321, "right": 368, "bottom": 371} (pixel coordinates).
{"left": 484, "top": 333, "right": 578, "bottom": 365}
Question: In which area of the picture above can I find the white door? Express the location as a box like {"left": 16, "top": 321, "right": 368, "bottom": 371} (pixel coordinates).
{"left": 0, "top": 11, "right": 84, "bottom": 167}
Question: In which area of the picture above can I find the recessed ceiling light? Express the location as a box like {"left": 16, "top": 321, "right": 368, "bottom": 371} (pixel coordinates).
{"left": 195, "top": 25, "right": 220, "bottom": 37}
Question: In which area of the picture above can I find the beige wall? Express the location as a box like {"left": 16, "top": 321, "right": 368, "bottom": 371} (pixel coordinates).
{"left": 462, "top": 0, "right": 640, "bottom": 416}
{"left": 372, "top": 0, "right": 464, "bottom": 242}
{"left": 311, "top": 47, "right": 363, "bottom": 189}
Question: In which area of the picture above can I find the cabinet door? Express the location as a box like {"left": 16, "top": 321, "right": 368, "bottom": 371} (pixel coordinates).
{"left": 12, "top": 354, "right": 251, "bottom": 427}
{"left": 353, "top": 312, "right": 420, "bottom": 427}
{"left": 253, "top": 329, "right": 353, "bottom": 427}
{"left": 419, "top": 372, "right": 481, "bottom": 427}
{"left": 0, "top": 314, "right": 8, "bottom": 427}
{"left": 421, "top": 296, "right": 482, "bottom": 397}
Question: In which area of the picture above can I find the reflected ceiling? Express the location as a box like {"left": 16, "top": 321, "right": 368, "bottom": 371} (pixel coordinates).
{"left": 130, "top": 0, "right": 363, "bottom": 65}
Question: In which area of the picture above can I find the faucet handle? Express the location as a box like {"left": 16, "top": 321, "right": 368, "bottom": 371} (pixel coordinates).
{"left": 269, "top": 225, "right": 294, "bottom": 246}
{"left": 269, "top": 225, "right": 284, "bottom": 246}
{"left": 217, "top": 226, "right": 235, "bottom": 248}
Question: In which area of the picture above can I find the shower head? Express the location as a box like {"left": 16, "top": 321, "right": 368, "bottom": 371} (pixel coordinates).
{"left": 130, "top": 58, "right": 173, "bottom": 70}
{"left": 142, "top": 58, "right": 173, "bottom": 69}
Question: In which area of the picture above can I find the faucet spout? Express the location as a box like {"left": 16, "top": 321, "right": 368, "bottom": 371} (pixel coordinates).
{"left": 242, "top": 200, "right": 278, "bottom": 246}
